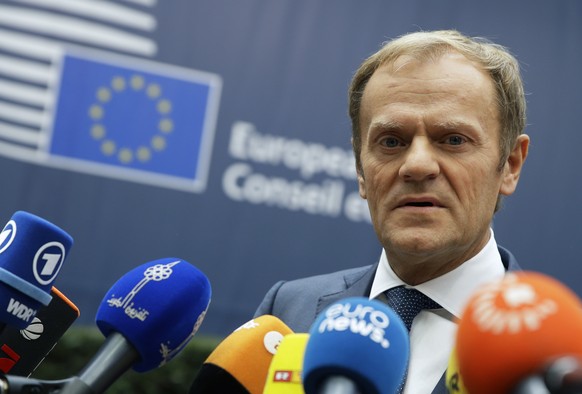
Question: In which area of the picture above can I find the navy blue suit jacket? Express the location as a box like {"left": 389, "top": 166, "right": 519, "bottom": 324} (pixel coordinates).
{"left": 254, "top": 245, "right": 520, "bottom": 394}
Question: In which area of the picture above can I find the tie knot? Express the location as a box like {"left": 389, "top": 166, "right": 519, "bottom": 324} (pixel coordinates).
{"left": 384, "top": 286, "right": 441, "bottom": 331}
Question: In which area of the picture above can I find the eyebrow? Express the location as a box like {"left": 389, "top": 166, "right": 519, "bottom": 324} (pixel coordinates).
{"left": 368, "top": 119, "right": 476, "bottom": 131}
{"left": 368, "top": 119, "right": 404, "bottom": 132}
{"left": 433, "top": 120, "right": 481, "bottom": 133}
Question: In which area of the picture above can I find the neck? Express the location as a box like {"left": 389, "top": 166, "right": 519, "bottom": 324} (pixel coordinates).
{"left": 386, "top": 232, "right": 492, "bottom": 285}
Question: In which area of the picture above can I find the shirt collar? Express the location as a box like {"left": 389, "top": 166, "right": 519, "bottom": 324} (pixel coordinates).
{"left": 369, "top": 228, "right": 505, "bottom": 318}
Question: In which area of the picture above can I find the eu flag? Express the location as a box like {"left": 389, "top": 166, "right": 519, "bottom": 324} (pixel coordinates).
{"left": 49, "top": 51, "right": 221, "bottom": 192}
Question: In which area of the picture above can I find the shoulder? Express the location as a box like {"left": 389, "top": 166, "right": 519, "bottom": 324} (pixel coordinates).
{"left": 498, "top": 245, "right": 521, "bottom": 271}
{"left": 254, "top": 265, "right": 375, "bottom": 332}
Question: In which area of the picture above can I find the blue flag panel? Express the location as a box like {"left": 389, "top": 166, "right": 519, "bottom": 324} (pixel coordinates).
{"left": 49, "top": 51, "right": 221, "bottom": 192}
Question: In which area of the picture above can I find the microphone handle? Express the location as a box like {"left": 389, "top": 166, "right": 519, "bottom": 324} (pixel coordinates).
{"left": 319, "top": 376, "right": 361, "bottom": 394}
{"left": 0, "top": 375, "right": 71, "bottom": 394}
{"left": 546, "top": 356, "right": 582, "bottom": 394}
{"left": 512, "top": 375, "right": 550, "bottom": 394}
{"left": 60, "top": 332, "right": 140, "bottom": 394}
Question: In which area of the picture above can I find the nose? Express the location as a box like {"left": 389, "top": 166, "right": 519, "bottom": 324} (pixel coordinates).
{"left": 398, "top": 137, "right": 440, "bottom": 181}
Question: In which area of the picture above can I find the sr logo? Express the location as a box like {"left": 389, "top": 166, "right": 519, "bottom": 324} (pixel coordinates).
{"left": 33, "top": 242, "right": 66, "bottom": 285}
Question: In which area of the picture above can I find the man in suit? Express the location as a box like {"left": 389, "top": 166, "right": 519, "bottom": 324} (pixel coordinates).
{"left": 255, "top": 30, "right": 529, "bottom": 393}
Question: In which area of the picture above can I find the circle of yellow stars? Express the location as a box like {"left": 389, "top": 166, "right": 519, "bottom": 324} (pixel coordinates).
{"left": 88, "top": 74, "right": 174, "bottom": 165}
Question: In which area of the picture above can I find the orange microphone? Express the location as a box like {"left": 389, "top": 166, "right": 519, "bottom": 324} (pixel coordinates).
{"left": 189, "top": 315, "right": 293, "bottom": 394}
{"left": 456, "top": 271, "right": 582, "bottom": 394}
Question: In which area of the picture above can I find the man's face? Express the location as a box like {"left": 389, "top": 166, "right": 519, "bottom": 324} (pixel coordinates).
{"left": 357, "top": 52, "right": 524, "bottom": 282}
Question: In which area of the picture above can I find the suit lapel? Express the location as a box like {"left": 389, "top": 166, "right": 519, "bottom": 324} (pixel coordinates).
{"left": 315, "top": 263, "right": 378, "bottom": 317}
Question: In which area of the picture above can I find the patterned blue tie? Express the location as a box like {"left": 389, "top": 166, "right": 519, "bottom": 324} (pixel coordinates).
{"left": 384, "top": 286, "right": 442, "bottom": 393}
{"left": 384, "top": 286, "right": 442, "bottom": 331}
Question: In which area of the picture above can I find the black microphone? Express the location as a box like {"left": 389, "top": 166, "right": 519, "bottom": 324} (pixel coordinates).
{"left": 512, "top": 375, "right": 551, "bottom": 394}
{"left": 0, "top": 287, "right": 79, "bottom": 376}
{"left": 512, "top": 357, "right": 582, "bottom": 394}
{"left": 545, "top": 356, "right": 582, "bottom": 394}
{"left": 59, "top": 257, "right": 211, "bottom": 394}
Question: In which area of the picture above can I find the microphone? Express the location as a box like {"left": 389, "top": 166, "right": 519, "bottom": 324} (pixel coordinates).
{"left": 0, "top": 286, "right": 79, "bottom": 376}
{"left": 60, "top": 257, "right": 211, "bottom": 394}
{"left": 0, "top": 211, "right": 73, "bottom": 329}
{"left": 544, "top": 356, "right": 582, "bottom": 394}
{"left": 263, "top": 333, "right": 309, "bottom": 394}
{"left": 189, "top": 315, "right": 293, "bottom": 394}
{"left": 302, "top": 297, "right": 409, "bottom": 394}
{"left": 0, "top": 374, "right": 71, "bottom": 393}
{"left": 512, "top": 356, "right": 582, "bottom": 394}
{"left": 445, "top": 347, "right": 468, "bottom": 394}
{"left": 456, "top": 271, "right": 582, "bottom": 394}
{"left": 512, "top": 375, "right": 550, "bottom": 394}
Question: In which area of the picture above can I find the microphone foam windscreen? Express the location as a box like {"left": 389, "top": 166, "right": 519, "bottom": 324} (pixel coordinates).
{"left": 263, "top": 333, "right": 309, "bottom": 394}
{"left": 190, "top": 315, "right": 293, "bottom": 394}
{"left": 95, "top": 258, "right": 211, "bottom": 372}
{"left": 456, "top": 271, "right": 582, "bottom": 394}
{"left": 302, "top": 297, "right": 409, "bottom": 394}
{"left": 0, "top": 211, "right": 73, "bottom": 328}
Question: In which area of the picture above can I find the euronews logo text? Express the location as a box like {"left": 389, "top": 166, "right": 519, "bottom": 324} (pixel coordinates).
{"left": 318, "top": 302, "right": 390, "bottom": 348}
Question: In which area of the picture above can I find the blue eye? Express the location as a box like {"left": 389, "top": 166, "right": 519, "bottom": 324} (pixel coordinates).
{"left": 446, "top": 135, "right": 466, "bottom": 145}
{"left": 382, "top": 137, "right": 402, "bottom": 148}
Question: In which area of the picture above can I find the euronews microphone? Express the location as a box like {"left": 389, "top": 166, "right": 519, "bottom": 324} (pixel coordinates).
{"left": 189, "top": 315, "right": 293, "bottom": 394}
{"left": 302, "top": 297, "right": 409, "bottom": 394}
{"left": 59, "top": 257, "right": 211, "bottom": 394}
{"left": 456, "top": 271, "right": 582, "bottom": 394}
{"left": 263, "top": 333, "right": 309, "bottom": 394}
{"left": 0, "top": 286, "right": 80, "bottom": 376}
{"left": 0, "top": 211, "right": 73, "bottom": 329}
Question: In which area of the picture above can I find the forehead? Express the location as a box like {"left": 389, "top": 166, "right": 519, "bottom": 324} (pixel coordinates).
{"left": 360, "top": 52, "right": 499, "bottom": 130}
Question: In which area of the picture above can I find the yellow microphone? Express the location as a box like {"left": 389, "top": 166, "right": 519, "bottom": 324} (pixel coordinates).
{"left": 263, "top": 333, "right": 309, "bottom": 393}
{"left": 446, "top": 347, "right": 468, "bottom": 394}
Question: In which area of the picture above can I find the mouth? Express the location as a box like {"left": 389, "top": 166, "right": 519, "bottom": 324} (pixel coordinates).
{"left": 396, "top": 197, "right": 443, "bottom": 209}
{"left": 404, "top": 201, "right": 436, "bottom": 207}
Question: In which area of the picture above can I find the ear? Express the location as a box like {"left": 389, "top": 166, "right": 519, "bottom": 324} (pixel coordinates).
{"left": 352, "top": 137, "right": 368, "bottom": 200}
{"left": 357, "top": 165, "right": 367, "bottom": 199}
{"left": 499, "top": 134, "right": 530, "bottom": 196}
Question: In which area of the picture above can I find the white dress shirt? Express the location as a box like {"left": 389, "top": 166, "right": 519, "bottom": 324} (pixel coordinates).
{"left": 369, "top": 229, "right": 506, "bottom": 394}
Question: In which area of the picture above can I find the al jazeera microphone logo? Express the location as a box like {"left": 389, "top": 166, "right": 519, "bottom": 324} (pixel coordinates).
{"left": 469, "top": 273, "right": 557, "bottom": 334}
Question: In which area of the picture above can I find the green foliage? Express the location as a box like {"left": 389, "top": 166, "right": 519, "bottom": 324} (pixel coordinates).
{"left": 31, "top": 326, "right": 221, "bottom": 393}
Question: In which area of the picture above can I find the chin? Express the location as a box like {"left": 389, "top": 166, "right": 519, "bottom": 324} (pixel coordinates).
{"left": 384, "top": 230, "right": 447, "bottom": 255}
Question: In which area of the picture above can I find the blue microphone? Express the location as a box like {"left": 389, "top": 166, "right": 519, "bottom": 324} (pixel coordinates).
{"left": 0, "top": 211, "right": 73, "bottom": 328}
{"left": 302, "top": 297, "right": 409, "bottom": 394}
{"left": 60, "top": 257, "right": 211, "bottom": 394}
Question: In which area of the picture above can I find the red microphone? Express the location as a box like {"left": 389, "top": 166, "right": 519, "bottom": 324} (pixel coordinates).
{"left": 456, "top": 271, "right": 582, "bottom": 394}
